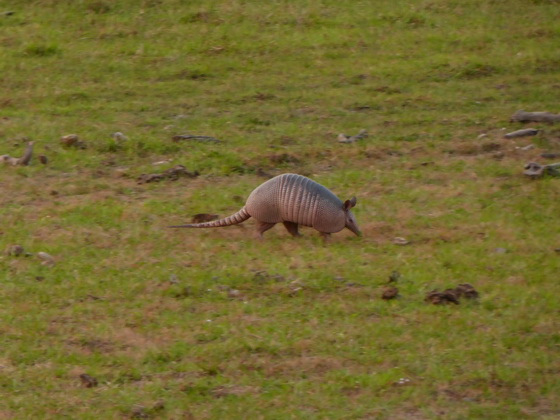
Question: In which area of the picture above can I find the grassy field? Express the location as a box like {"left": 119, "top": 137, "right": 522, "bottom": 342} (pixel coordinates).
{"left": 1, "top": 0, "right": 560, "bottom": 418}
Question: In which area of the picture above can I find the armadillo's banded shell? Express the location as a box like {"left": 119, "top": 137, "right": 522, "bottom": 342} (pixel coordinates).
{"left": 246, "top": 173, "right": 346, "bottom": 233}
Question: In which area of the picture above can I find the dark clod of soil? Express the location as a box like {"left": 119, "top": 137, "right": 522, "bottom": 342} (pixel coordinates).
{"left": 425, "top": 289, "right": 460, "bottom": 305}
{"left": 137, "top": 173, "right": 164, "bottom": 184}
{"left": 455, "top": 283, "right": 479, "bottom": 299}
{"left": 191, "top": 213, "right": 219, "bottom": 223}
{"left": 164, "top": 165, "right": 199, "bottom": 180}
{"left": 426, "top": 283, "right": 480, "bottom": 305}
{"left": 137, "top": 165, "right": 199, "bottom": 184}
{"left": 382, "top": 286, "right": 399, "bottom": 300}
{"left": 268, "top": 153, "right": 300, "bottom": 165}
{"left": 5, "top": 244, "right": 24, "bottom": 256}
{"left": 38, "top": 155, "right": 48, "bottom": 164}
{"left": 541, "top": 153, "right": 560, "bottom": 159}
{"left": 79, "top": 373, "right": 98, "bottom": 388}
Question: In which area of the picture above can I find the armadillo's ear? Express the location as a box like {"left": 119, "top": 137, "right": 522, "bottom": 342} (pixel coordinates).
{"left": 344, "top": 197, "right": 357, "bottom": 210}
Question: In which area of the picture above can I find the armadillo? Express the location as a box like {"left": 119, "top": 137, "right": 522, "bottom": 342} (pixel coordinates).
{"left": 170, "top": 173, "right": 362, "bottom": 238}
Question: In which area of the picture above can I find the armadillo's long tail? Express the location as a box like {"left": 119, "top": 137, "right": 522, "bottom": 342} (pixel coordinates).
{"left": 169, "top": 207, "right": 251, "bottom": 228}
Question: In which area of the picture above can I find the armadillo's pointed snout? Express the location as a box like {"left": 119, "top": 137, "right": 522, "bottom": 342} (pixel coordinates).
{"left": 347, "top": 224, "right": 362, "bottom": 237}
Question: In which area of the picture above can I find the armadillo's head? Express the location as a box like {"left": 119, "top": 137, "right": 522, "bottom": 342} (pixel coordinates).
{"left": 343, "top": 197, "right": 362, "bottom": 237}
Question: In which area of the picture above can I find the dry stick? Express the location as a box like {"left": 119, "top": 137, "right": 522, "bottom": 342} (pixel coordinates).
{"left": 18, "top": 141, "right": 34, "bottom": 166}
{"left": 172, "top": 135, "right": 222, "bottom": 143}
{"left": 504, "top": 128, "right": 539, "bottom": 139}
{"left": 1, "top": 141, "right": 34, "bottom": 166}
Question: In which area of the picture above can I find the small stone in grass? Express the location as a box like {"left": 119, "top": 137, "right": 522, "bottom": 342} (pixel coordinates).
{"left": 79, "top": 373, "right": 98, "bottom": 388}
{"left": 382, "top": 286, "right": 399, "bottom": 300}
{"left": 37, "top": 252, "right": 55, "bottom": 265}
{"left": 393, "top": 237, "right": 410, "bottom": 246}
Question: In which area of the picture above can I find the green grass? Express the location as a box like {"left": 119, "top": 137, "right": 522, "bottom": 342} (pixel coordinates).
{"left": 1, "top": 0, "right": 560, "bottom": 418}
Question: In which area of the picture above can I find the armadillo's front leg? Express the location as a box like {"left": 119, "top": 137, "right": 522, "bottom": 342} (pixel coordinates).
{"left": 256, "top": 221, "right": 276, "bottom": 238}
{"left": 319, "top": 232, "right": 331, "bottom": 241}
{"left": 282, "top": 221, "right": 301, "bottom": 237}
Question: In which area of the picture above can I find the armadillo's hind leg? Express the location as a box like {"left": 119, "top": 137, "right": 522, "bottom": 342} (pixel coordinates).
{"left": 256, "top": 221, "right": 276, "bottom": 238}
{"left": 282, "top": 221, "right": 301, "bottom": 237}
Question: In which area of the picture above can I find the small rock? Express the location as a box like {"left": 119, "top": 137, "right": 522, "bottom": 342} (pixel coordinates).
{"left": 541, "top": 153, "right": 560, "bottom": 159}
{"left": 111, "top": 132, "right": 128, "bottom": 142}
{"left": 79, "top": 373, "right": 98, "bottom": 388}
{"left": 494, "top": 247, "right": 508, "bottom": 254}
{"left": 152, "top": 159, "right": 173, "bottom": 166}
{"left": 393, "top": 237, "right": 410, "bottom": 246}
{"left": 6, "top": 244, "right": 24, "bottom": 256}
{"left": 191, "top": 213, "right": 219, "bottom": 223}
{"left": 37, "top": 251, "right": 55, "bottom": 266}
{"left": 381, "top": 286, "right": 399, "bottom": 300}
{"left": 60, "top": 134, "right": 78, "bottom": 146}
{"left": 338, "top": 129, "right": 368, "bottom": 144}
{"left": 524, "top": 162, "right": 545, "bottom": 178}
{"left": 524, "top": 162, "right": 560, "bottom": 178}
{"left": 476, "top": 133, "right": 488, "bottom": 139}
{"left": 227, "top": 289, "right": 242, "bottom": 299}
{"left": 337, "top": 133, "right": 350, "bottom": 143}
{"left": 394, "top": 377, "right": 411, "bottom": 386}
{"left": 169, "top": 274, "right": 179, "bottom": 284}
{"left": 60, "top": 134, "right": 86, "bottom": 149}
{"left": 517, "top": 144, "right": 535, "bottom": 151}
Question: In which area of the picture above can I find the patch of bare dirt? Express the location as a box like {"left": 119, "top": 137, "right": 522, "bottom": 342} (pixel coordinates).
{"left": 264, "top": 355, "right": 346, "bottom": 377}
{"left": 381, "top": 286, "right": 399, "bottom": 300}
{"left": 191, "top": 213, "right": 219, "bottom": 223}
{"left": 210, "top": 385, "right": 260, "bottom": 398}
